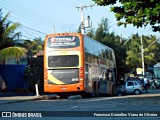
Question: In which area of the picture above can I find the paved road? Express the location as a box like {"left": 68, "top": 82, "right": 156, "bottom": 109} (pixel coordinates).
{"left": 0, "top": 89, "right": 160, "bottom": 120}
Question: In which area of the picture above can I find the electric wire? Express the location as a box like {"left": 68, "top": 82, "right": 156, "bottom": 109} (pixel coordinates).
{"left": 0, "top": 0, "right": 79, "bottom": 25}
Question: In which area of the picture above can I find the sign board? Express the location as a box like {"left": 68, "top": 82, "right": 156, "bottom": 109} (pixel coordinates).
{"left": 136, "top": 68, "right": 142, "bottom": 74}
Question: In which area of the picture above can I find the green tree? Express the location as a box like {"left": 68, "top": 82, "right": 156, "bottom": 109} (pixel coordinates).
{"left": 0, "top": 9, "right": 21, "bottom": 50}
{"left": 0, "top": 47, "right": 26, "bottom": 64}
{"left": 0, "top": 9, "right": 25, "bottom": 65}
{"left": 86, "top": 28, "right": 95, "bottom": 39}
{"left": 142, "top": 35, "right": 160, "bottom": 67}
{"left": 95, "top": 18, "right": 109, "bottom": 42}
{"left": 94, "top": 17, "right": 127, "bottom": 77}
{"left": 125, "top": 34, "right": 142, "bottom": 68}
{"left": 103, "top": 32, "right": 127, "bottom": 77}
{"left": 92, "top": 0, "right": 160, "bottom": 32}
{"left": 20, "top": 37, "right": 44, "bottom": 57}
{"left": 125, "top": 34, "right": 160, "bottom": 69}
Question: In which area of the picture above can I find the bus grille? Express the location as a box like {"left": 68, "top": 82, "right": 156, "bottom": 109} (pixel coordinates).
{"left": 48, "top": 55, "right": 79, "bottom": 67}
{"left": 48, "top": 69, "right": 79, "bottom": 84}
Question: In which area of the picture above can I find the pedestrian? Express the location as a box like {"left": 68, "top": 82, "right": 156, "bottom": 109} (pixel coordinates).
{"left": 145, "top": 80, "right": 151, "bottom": 93}
{"left": 151, "top": 78, "right": 156, "bottom": 89}
{"left": 143, "top": 76, "right": 148, "bottom": 93}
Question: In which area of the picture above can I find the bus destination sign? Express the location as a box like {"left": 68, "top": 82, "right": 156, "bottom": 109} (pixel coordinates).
{"left": 48, "top": 36, "right": 80, "bottom": 48}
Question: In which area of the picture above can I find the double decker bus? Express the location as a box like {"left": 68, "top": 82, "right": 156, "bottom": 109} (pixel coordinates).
{"left": 44, "top": 33, "right": 117, "bottom": 97}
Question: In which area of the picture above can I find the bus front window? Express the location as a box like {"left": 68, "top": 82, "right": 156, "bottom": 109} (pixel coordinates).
{"left": 154, "top": 67, "right": 160, "bottom": 79}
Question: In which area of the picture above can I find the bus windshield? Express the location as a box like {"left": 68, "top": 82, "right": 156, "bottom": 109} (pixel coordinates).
{"left": 154, "top": 67, "right": 160, "bottom": 79}
{"left": 47, "top": 36, "right": 80, "bottom": 48}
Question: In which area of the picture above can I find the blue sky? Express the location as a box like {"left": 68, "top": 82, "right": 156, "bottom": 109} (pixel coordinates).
{"left": 0, "top": 0, "right": 159, "bottom": 40}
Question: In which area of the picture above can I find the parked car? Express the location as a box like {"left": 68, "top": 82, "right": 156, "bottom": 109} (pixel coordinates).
{"left": 117, "top": 80, "right": 143, "bottom": 95}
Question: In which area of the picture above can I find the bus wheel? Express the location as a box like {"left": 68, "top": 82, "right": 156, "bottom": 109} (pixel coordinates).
{"left": 96, "top": 82, "right": 100, "bottom": 97}
{"left": 91, "top": 88, "right": 95, "bottom": 97}
{"left": 96, "top": 89, "right": 99, "bottom": 97}
{"left": 91, "top": 83, "right": 96, "bottom": 98}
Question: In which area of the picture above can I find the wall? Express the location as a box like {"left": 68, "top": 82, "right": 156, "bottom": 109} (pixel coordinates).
{"left": 0, "top": 65, "right": 26, "bottom": 92}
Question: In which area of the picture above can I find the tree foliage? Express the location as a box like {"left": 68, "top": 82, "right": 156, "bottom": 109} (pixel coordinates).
{"left": 0, "top": 9, "right": 26, "bottom": 64}
{"left": 85, "top": 17, "right": 160, "bottom": 76}
{"left": 125, "top": 34, "right": 160, "bottom": 69}
{"left": 0, "top": 47, "right": 26, "bottom": 64}
{"left": 92, "top": 0, "right": 116, "bottom": 5}
{"left": 92, "top": 0, "right": 160, "bottom": 32}
{"left": 86, "top": 17, "right": 127, "bottom": 77}
{"left": 20, "top": 37, "right": 44, "bottom": 57}
{"left": 0, "top": 9, "right": 21, "bottom": 50}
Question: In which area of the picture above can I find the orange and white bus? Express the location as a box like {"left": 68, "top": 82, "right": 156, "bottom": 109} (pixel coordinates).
{"left": 44, "top": 33, "right": 117, "bottom": 97}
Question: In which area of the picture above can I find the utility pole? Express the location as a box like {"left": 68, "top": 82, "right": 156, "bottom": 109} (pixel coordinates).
{"left": 76, "top": 4, "right": 95, "bottom": 34}
{"left": 53, "top": 25, "right": 55, "bottom": 33}
{"left": 141, "top": 35, "right": 145, "bottom": 76}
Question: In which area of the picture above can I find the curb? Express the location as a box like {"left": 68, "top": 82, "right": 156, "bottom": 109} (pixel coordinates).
{"left": 0, "top": 96, "right": 41, "bottom": 105}
{"left": 0, "top": 94, "right": 58, "bottom": 104}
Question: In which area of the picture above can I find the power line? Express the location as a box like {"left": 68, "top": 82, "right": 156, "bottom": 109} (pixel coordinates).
{"left": 1, "top": 2, "right": 83, "bottom": 35}
{"left": 0, "top": 1, "right": 81, "bottom": 32}
{"left": 20, "top": 35, "right": 34, "bottom": 40}
{"left": 6, "top": 19, "right": 47, "bottom": 35}
{"left": 21, "top": 25, "right": 47, "bottom": 35}
{"left": 0, "top": 0, "right": 79, "bottom": 25}
{"left": 19, "top": 27, "right": 40, "bottom": 38}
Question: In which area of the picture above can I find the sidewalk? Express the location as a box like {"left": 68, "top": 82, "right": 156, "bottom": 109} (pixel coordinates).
{"left": 0, "top": 93, "right": 58, "bottom": 104}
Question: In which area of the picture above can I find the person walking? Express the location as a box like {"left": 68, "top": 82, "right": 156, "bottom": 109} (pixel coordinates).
{"left": 145, "top": 79, "right": 151, "bottom": 93}
{"left": 143, "top": 76, "right": 149, "bottom": 93}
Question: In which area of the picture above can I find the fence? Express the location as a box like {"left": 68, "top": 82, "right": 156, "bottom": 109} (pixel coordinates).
{"left": 0, "top": 65, "right": 26, "bottom": 92}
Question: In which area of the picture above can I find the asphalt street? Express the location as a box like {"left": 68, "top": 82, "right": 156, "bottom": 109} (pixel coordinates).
{"left": 0, "top": 89, "right": 160, "bottom": 120}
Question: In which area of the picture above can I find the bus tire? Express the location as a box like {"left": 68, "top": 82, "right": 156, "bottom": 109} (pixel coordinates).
{"left": 96, "top": 82, "right": 100, "bottom": 97}
{"left": 91, "top": 82, "right": 96, "bottom": 98}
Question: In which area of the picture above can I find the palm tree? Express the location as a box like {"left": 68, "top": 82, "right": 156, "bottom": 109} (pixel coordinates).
{"left": 126, "top": 34, "right": 142, "bottom": 68}
{"left": 0, "top": 9, "right": 21, "bottom": 50}
{"left": 20, "top": 37, "right": 44, "bottom": 57}
{"left": 142, "top": 35, "right": 160, "bottom": 67}
{"left": 0, "top": 47, "right": 27, "bottom": 65}
{"left": 0, "top": 9, "right": 25, "bottom": 65}
{"left": 126, "top": 34, "right": 159, "bottom": 70}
